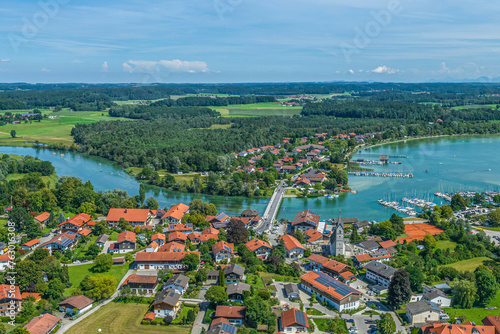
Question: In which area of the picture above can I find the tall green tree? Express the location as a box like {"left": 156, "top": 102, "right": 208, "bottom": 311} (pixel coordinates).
{"left": 474, "top": 266, "right": 498, "bottom": 306}
{"left": 377, "top": 313, "right": 396, "bottom": 334}
{"left": 388, "top": 269, "right": 411, "bottom": 307}
{"left": 93, "top": 254, "right": 113, "bottom": 273}
{"left": 452, "top": 279, "right": 477, "bottom": 309}
{"left": 205, "top": 285, "right": 227, "bottom": 305}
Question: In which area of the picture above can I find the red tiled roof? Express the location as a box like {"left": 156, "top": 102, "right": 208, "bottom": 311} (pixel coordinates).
{"left": 22, "top": 239, "right": 40, "bottom": 247}
{"left": 305, "top": 229, "right": 323, "bottom": 243}
{"left": 58, "top": 213, "right": 92, "bottom": 228}
{"left": 421, "top": 322, "right": 495, "bottom": 334}
{"left": 117, "top": 231, "right": 136, "bottom": 243}
{"left": 292, "top": 209, "right": 320, "bottom": 227}
{"left": 24, "top": 313, "right": 60, "bottom": 334}
{"left": 281, "top": 308, "right": 309, "bottom": 328}
{"left": 202, "top": 227, "right": 219, "bottom": 235}
{"left": 354, "top": 251, "right": 391, "bottom": 263}
{"left": 168, "top": 231, "right": 187, "bottom": 242}
{"left": 200, "top": 234, "right": 218, "bottom": 242}
{"left": 245, "top": 239, "right": 272, "bottom": 252}
{"left": 143, "top": 312, "right": 156, "bottom": 321}
{"left": 21, "top": 292, "right": 41, "bottom": 301}
{"left": 308, "top": 254, "right": 350, "bottom": 274}
{"left": 87, "top": 221, "right": 98, "bottom": 226}
{"left": 214, "top": 306, "right": 246, "bottom": 319}
{"left": 151, "top": 233, "right": 165, "bottom": 241}
{"left": 34, "top": 212, "right": 50, "bottom": 223}
{"left": 106, "top": 208, "right": 151, "bottom": 223}
{"left": 187, "top": 232, "right": 201, "bottom": 241}
{"left": 58, "top": 295, "right": 93, "bottom": 310}
{"left": 212, "top": 241, "right": 234, "bottom": 254}
{"left": 77, "top": 228, "right": 92, "bottom": 236}
{"left": 378, "top": 240, "right": 397, "bottom": 249}
{"left": 0, "top": 254, "right": 11, "bottom": 262}
{"left": 279, "top": 234, "right": 305, "bottom": 251}
{"left": 162, "top": 203, "right": 190, "bottom": 221}
{"left": 169, "top": 224, "right": 193, "bottom": 232}
{"left": 148, "top": 241, "right": 158, "bottom": 249}
{"left": 340, "top": 271, "right": 355, "bottom": 280}
{"left": 159, "top": 242, "right": 186, "bottom": 252}
{"left": 135, "top": 252, "right": 199, "bottom": 263}
{"left": 122, "top": 274, "right": 158, "bottom": 286}
{"left": 0, "top": 284, "right": 21, "bottom": 300}
{"left": 482, "top": 316, "right": 500, "bottom": 333}
{"left": 300, "top": 272, "right": 360, "bottom": 301}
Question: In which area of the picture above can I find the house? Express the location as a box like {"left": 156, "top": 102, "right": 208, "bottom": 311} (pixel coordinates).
{"left": 168, "top": 231, "right": 188, "bottom": 244}
{"left": 365, "top": 262, "right": 397, "bottom": 288}
{"left": 151, "top": 233, "right": 166, "bottom": 246}
{"left": 58, "top": 213, "right": 92, "bottom": 232}
{"left": 354, "top": 250, "right": 391, "bottom": 266}
{"left": 305, "top": 229, "right": 324, "bottom": 243}
{"left": 203, "top": 227, "right": 219, "bottom": 235}
{"left": 224, "top": 264, "right": 245, "bottom": 284}
{"left": 378, "top": 240, "right": 397, "bottom": 249}
{"left": 161, "top": 203, "right": 190, "bottom": 224}
{"left": 187, "top": 232, "right": 202, "bottom": 245}
{"left": 284, "top": 283, "right": 299, "bottom": 300}
{"left": 159, "top": 242, "right": 186, "bottom": 253}
{"left": 245, "top": 239, "right": 272, "bottom": 259}
{"left": 121, "top": 274, "right": 159, "bottom": 295}
{"left": 23, "top": 313, "right": 61, "bottom": 334}
{"left": 214, "top": 306, "right": 246, "bottom": 326}
{"left": 106, "top": 208, "right": 153, "bottom": 227}
{"left": 163, "top": 274, "right": 190, "bottom": 295}
{"left": 482, "top": 316, "right": 500, "bottom": 334}
{"left": 241, "top": 209, "right": 259, "bottom": 217}
{"left": 207, "top": 318, "right": 238, "bottom": 334}
{"left": 95, "top": 234, "right": 109, "bottom": 247}
{"left": 295, "top": 177, "right": 311, "bottom": 187}
{"left": 339, "top": 271, "right": 356, "bottom": 284}
{"left": 212, "top": 241, "right": 234, "bottom": 263}
{"left": 21, "top": 292, "right": 42, "bottom": 302}
{"left": 109, "top": 231, "right": 136, "bottom": 254}
{"left": 291, "top": 210, "right": 320, "bottom": 231}
{"left": 113, "top": 257, "right": 125, "bottom": 265}
{"left": 300, "top": 271, "right": 361, "bottom": 312}
{"left": 39, "top": 233, "right": 77, "bottom": 254}
{"left": 422, "top": 290, "right": 451, "bottom": 308}
{"left": 356, "top": 240, "right": 381, "bottom": 252}
{"left": 146, "top": 241, "right": 159, "bottom": 252}
{"left": 58, "top": 295, "right": 94, "bottom": 315}
{"left": 0, "top": 284, "right": 21, "bottom": 316}
{"left": 135, "top": 252, "right": 199, "bottom": 270}
{"left": 371, "top": 285, "right": 388, "bottom": 295}
{"left": 299, "top": 170, "right": 326, "bottom": 184}
{"left": 153, "top": 288, "right": 181, "bottom": 318}
{"left": 421, "top": 322, "right": 495, "bottom": 334}
{"left": 34, "top": 212, "right": 51, "bottom": 228}
{"left": 0, "top": 255, "right": 10, "bottom": 271}
{"left": 168, "top": 223, "right": 193, "bottom": 234}
{"left": 307, "top": 254, "right": 351, "bottom": 277}
{"left": 279, "top": 308, "right": 309, "bottom": 333}
{"left": 207, "top": 213, "right": 230, "bottom": 229}
{"left": 353, "top": 220, "right": 371, "bottom": 231}
{"left": 21, "top": 239, "right": 40, "bottom": 251}
{"left": 207, "top": 270, "right": 220, "bottom": 284}
{"left": 227, "top": 282, "right": 251, "bottom": 301}
{"left": 77, "top": 228, "right": 92, "bottom": 237}
{"left": 279, "top": 234, "right": 306, "bottom": 258}
{"left": 405, "top": 300, "right": 441, "bottom": 326}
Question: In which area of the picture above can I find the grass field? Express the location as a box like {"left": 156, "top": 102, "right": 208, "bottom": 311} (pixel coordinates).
{"left": 6, "top": 172, "right": 59, "bottom": 187}
{"left": 66, "top": 302, "right": 191, "bottom": 334}
{"left": 435, "top": 240, "right": 458, "bottom": 251}
{"left": 453, "top": 104, "right": 498, "bottom": 110}
{"left": 258, "top": 272, "right": 301, "bottom": 283}
{"left": 443, "top": 257, "right": 491, "bottom": 272}
{"left": 484, "top": 227, "right": 500, "bottom": 231}
{"left": 109, "top": 231, "right": 119, "bottom": 241}
{"left": 67, "top": 263, "right": 129, "bottom": 293}
{"left": 0, "top": 110, "right": 129, "bottom": 147}
{"left": 313, "top": 318, "right": 347, "bottom": 332}
{"left": 245, "top": 274, "right": 266, "bottom": 288}
{"left": 215, "top": 103, "right": 301, "bottom": 118}
{"left": 306, "top": 308, "right": 325, "bottom": 316}
{"left": 445, "top": 292, "right": 500, "bottom": 324}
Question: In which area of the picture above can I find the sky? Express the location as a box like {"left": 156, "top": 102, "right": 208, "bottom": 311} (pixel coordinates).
{"left": 1, "top": 0, "right": 500, "bottom": 83}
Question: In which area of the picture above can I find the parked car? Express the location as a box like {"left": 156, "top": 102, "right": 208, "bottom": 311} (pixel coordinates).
{"left": 346, "top": 319, "right": 354, "bottom": 323}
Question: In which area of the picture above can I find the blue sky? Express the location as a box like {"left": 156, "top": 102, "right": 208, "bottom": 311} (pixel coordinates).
{"left": 1, "top": 0, "right": 500, "bottom": 83}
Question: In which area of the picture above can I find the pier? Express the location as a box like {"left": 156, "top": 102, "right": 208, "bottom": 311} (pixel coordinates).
{"left": 348, "top": 172, "right": 413, "bottom": 178}
{"left": 355, "top": 154, "right": 408, "bottom": 158}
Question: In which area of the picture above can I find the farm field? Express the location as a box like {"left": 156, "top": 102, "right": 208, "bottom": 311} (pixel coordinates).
{"left": 66, "top": 302, "right": 191, "bottom": 334}
{"left": 0, "top": 110, "right": 129, "bottom": 147}
{"left": 214, "top": 103, "right": 302, "bottom": 117}
{"left": 443, "top": 256, "right": 492, "bottom": 272}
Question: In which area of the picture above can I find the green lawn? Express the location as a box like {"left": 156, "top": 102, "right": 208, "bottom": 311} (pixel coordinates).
{"left": 306, "top": 308, "right": 325, "bottom": 316}
{"left": 6, "top": 173, "right": 59, "bottom": 187}
{"left": 443, "top": 257, "right": 491, "bottom": 272}
{"left": 245, "top": 274, "right": 266, "bottom": 288}
{"left": 435, "top": 240, "right": 458, "bottom": 251}
{"left": 172, "top": 305, "right": 198, "bottom": 325}
{"left": 484, "top": 227, "right": 500, "bottom": 231}
{"left": 109, "top": 231, "right": 119, "bottom": 241}
{"left": 66, "top": 302, "right": 190, "bottom": 334}
{"left": 0, "top": 110, "right": 130, "bottom": 147}
{"left": 67, "top": 263, "right": 129, "bottom": 293}
{"left": 258, "top": 272, "right": 301, "bottom": 283}
{"left": 313, "top": 318, "right": 347, "bottom": 332}
{"left": 445, "top": 292, "right": 500, "bottom": 324}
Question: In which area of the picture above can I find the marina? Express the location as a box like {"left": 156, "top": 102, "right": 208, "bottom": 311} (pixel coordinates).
{"left": 348, "top": 172, "right": 414, "bottom": 178}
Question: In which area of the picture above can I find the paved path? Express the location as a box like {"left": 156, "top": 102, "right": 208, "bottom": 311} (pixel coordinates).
{"left": 59, "top": 269, "right": 135, "bottom": 333}
{"left": 191, "top": 301, "right": 209, "bottom": 334}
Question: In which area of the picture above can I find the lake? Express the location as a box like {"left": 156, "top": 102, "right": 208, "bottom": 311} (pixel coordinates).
{"left": 1, "top": 135, "right": 499, "bottom": 221}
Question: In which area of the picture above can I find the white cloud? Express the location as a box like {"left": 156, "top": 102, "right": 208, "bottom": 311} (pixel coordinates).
{"left": 122, "top": 59, "right": 210, "bottom": 74}
{"left": 102, "top": 61, "right": 109, "bottom": 72}
{"left": 0, "top": 59, "right": 10, "bottom": 62}
{"left": 370, "top": 65, "right": 399, "bottom": 74}
{"left": 41, "top": 68, "right": 51, "bottom": 72}
{"left": 349, "top": 69, "right": 354, "bottom": 74}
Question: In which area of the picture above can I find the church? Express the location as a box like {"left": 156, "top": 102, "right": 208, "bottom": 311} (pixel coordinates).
{"left": 329, "top": 211, "right": 367, "bottom": 258}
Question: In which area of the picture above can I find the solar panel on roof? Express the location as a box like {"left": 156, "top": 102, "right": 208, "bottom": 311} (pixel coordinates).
{"left": 221, "top": 323, "right": 236, "bottom": 334}
{"left": 314, "top": 272, "right": 357, "bottom": 297}
{"left": 295, "top": 310, "right": 305, "bottom": 326}
{"left": 169, "top": 292, "right": 174, "bottom": 297}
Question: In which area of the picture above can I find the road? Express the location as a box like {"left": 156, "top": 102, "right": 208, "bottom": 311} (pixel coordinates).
{"left": 472, "top": 227, "right": 500, "bottom": 245}
{"left": 255, "top": 180, "right": 286, "bottom": 234}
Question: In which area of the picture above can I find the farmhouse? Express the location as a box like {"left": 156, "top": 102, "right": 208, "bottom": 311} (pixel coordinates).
{"left": 121, "top": 274, "right": 159, "bottom": 294}
{"left": 213, "top": 241, "right": 234, "bottom": 263}
{"left": 153, "top": 288, "right": 181, "bottom": 318}
{"left": 245, "top": 239, "right": 272, "bottom": 259}
{"left": 278, "top": 308, "right": 309, "bottom": 333}
{"left": 214, "top": 306, "right": 246, "bottom": 326}
{"left": 23, "top": 313, "right": 61, "bottom": 334}
{"left": 58, "top": 213, "right": 92, "bottom": 232}
{"left": 109, "top": 231, "right": 136, "bottom": 254}
{"left": 106, "top": 208, "right": 153, "bottom": 227}
{"left": 161, "top": 203, "right": 190, "bottom": 224}
{"left": 279, "top": 234, "right": 305, "bottom": 258}
{"left": 163, "top": 274, "right": 190, "bottom": 295}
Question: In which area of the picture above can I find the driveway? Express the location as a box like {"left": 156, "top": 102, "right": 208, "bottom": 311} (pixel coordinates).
{"left": 191, "top": 301, "right": 209, "bottom": 334}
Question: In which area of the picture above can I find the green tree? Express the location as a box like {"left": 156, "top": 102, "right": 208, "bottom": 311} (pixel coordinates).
{"left": 85, "top": 274, "right": 117, "bottom": 300}
{"left": 205, "top": 285, "right": 227, "bottom": 305}
{"left": 244, "top": 296, "right": 269, "bottom": 327}
{"left": 93, "top": 254, "right": 113, "bottom": 273}
{"left": 10, "top": 130, "right": 16, "bottom": 138}
{"left": 195, "top": 269, "right": 208, "bottom": 283}
{"left": 45, "top": 278, "right": 65, "bottom": 300}
{"left": 405, "top": 265, "right": 425, "bottom": 292}
{"left": 86, "top": 244, "right": 101, "bottom": 257}
{"left": 186, "top": 309, "right": 196, "bottom": 323}
{"left": 146, "top": 197, "right": 159, "bottom": 210}
{"left": 182, "top": 253, "right": 200, "bottom": 271}
{"left": 389, "top": 214, "right": 405, "bottom": 235}
{"left": 451, "top": 194, "right": 467, "bottom": 211}
{"left": 0, "top": 323, "right": 6, "bottom": 334}
{"left": 226, "top": 218, "right": 249, "bottom": 245}
{"left": 440, "top": 205, "right": 454, "bottom": 219}
{"left": 377, "top": 313, "right": 396, "bottom": 334}
{"left": 326, "top": 318, "right": 346, "bottom": 334}
{"left": 452, "top": 279, "right": 477, "bottom": 309}
{"left": 219, "top": 269, "right": 225, "bottom": 287}
{"left": 423, "top": 234, "right": 437, "bottom": 250}
{"left": 474, "top": 266, "right": 499, "bottom": 306}
{"left": 139, "top": 184, "right": 146, "bottom": 206}
{"left": 488, "top": 208, "right": 500, "bottom": 226}
{"left": 388, "top": 269, "right": 411, "bottom": 307}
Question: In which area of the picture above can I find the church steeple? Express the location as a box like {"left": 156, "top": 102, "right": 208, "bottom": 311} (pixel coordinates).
{"left": 337, "top": 210, "right": 344, "bottom": 229}
{"left": 330, "top": 210, "right": 345, "bottom": 256}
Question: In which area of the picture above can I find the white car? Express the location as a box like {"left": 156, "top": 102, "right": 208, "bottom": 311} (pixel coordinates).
{"left": 440, "top": 314, "right": 450, "bottom": 320}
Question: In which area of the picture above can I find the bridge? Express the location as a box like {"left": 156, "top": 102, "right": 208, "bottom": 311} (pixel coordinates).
{"left": 254, "top": 180, "right": 286, "bottom": 234}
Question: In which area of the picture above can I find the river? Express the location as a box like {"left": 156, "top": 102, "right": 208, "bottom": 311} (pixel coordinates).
{"left": 1, "top": 135, "right": 499, "bottom": 221}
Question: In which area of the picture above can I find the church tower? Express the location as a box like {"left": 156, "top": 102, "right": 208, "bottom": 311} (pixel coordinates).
{"left": 330, "top": 210, "right": 345, "bottom": 256}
